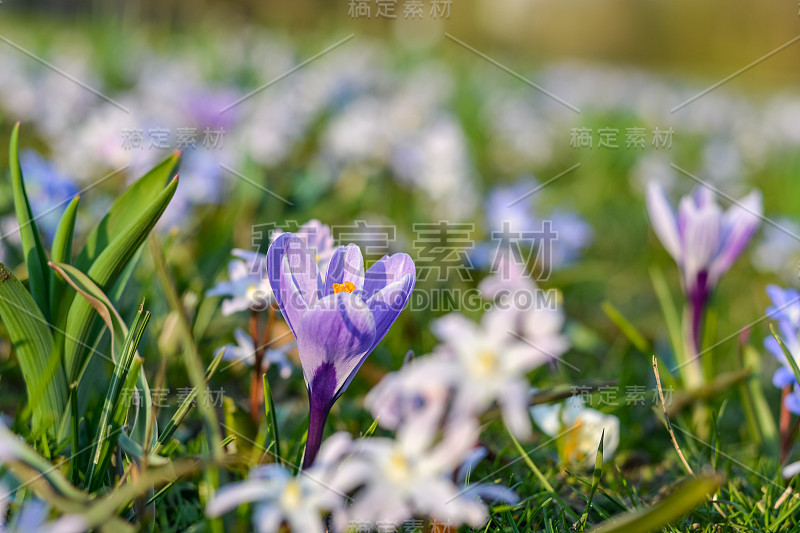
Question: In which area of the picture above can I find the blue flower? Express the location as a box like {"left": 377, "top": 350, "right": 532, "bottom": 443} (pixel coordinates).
{"left": 19, "top": 150, "right": 79, "bottom": 244}
{"left": 764, "top": 284, "right": 800, "bottom": 412}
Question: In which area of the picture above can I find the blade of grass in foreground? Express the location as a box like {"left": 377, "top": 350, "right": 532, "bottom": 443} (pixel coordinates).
{"left": 0, "top": 263, "right": 67, "bottom": 440}
{"left": 507, "top": 426, "right": 579, "bottom": 521}
{"left": 8, "top": 123, "right": 50, "bottom": 319}
{"left": 587, "top": 474, "right": 721, "bottom": 533}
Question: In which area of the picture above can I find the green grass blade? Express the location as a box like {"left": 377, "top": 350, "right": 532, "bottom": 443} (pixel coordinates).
{"left": 507, "top": 426, "right": 579, "bottom": 521}
{"left": 587, "top": 475, "right": 721, "bottom": 533}
{"left": 51, "top": 262, "right": 158, "bottom": 455}
{"left": 48, "top": 195, "right": 80, "bottom": 322}
{"left": 86, "top": 308, "right": 149, "bottom": 492}
{"left": 771, "top": 324, "right": 800, "bottom": 387}
{"left": 63, "top": 175, "right": 178, "bottom": 382}
{"left": 74, "top": 151, "right": 180, "bottom": 271}
{"left": 579, "top": 430, "right": 605, "bottom": 530}
{"left": 153, "top": 347, "right": 226, "bottom": 453}
{"left": 0, "top": 263, "right": 67, "bottom": 439}
{"left": 149, "top": 236, "right": 223, "bottom": 459}
{"left": 601, "top": 301, "right": 650, "bottom": 353}
{"left": 8, "top": 123, "right": 50, "bottom": 319}
{"left": 263, "top": 373, "right": 282, "bottom": 464}
{"left": 650, "top": 266, "right": 684, "bottom": 371}
{"left": 741, "top": 344, "right": 778, "bottom": 456}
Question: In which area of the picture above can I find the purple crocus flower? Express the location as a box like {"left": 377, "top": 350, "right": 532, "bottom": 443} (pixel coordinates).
{"left": 271, "top": 219, "right": 336, "bottom": 278}
{"left": 267, "top": 232, "right": 416, "bottom": 468}
{"left": 646, "top": 182, "right": 762, "bottom": 351}
{"left": 764, "top": 285, "right": 800, "bottom": 413}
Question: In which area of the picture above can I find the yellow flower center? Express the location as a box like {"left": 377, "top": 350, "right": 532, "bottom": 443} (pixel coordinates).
{"left": 280, "top": 479, "right": 302, "bottom": 510}
{"left": 246, "top": 284, "right": 259, "bottom": 301}
{"left": 474, "top": 349, "right": 497, "bottom": 375}
{"left": 332, "top": 281, "right": 357, "bottom": 294}
{"left": 387, "top": 451, "right": 410, "bottom": 482}
{"left": 561, "top": 419, "right": 586, "bottom": 464}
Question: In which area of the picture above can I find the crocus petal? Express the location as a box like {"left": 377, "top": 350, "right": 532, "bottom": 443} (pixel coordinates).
{"left": 646, "top": 182, "right": 681, "bottom": 261}
{"left": 365, "top": 273, "right": 416, "bottom": 353}
{"left": 323, "top": 244, "right": 365, "bottom": 296}
{"left": 268, "top": 233, "right": 321, "bottom": 334}
{"left": 296, "top": 292, "right": 376, "bottom": 393}
{"left": 363, "top": 253, "right": 416, "bottom": 299}
{"left": 680, "top": 197, "right": 720, "bottom": 291}
{"left": 708, "top": 190, "right": 762, "bottom": 285}
{"left": 335, "top": 273, "right": 415, "bottom": 397}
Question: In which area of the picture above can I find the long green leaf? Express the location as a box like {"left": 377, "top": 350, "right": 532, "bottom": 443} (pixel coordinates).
{"left": 63, "top": 175, "right": 178, "bottom": 381}
{"left": 75, "top": 151, "right": 180, "bottom": 271}
{"left": 50, "top": 262, "right": 156, "bottom": 455}
{"left": 49, "top": 195, "right": 80, "bottom": 321}
{"left": 0, "top": 263, "right": 67, "bottom": 438}
{"left": 587, "top": 475, "right": 721, "bottom": 533}
{"left": 8, "top": 123, "right": 50, "bottom": 319}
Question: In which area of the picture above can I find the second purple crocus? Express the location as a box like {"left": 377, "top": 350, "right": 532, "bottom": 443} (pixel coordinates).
{"left": 646, "top": 182, "right": 762, "bottom": 353}
{"left": 267, "top": 232, "right": 416, "bottom": 468}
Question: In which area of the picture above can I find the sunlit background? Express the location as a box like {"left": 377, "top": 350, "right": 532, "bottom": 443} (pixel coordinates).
{"left": 1, "top": 0, "right": 800, "bottom": 500}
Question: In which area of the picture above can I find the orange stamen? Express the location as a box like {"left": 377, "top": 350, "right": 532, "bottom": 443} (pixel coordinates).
{"left": 332, "top": 281, "right": 357, "bottom": 294}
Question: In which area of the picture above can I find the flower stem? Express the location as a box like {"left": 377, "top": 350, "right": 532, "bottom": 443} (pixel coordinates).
{"left": 249, "top": 310, "right": 262, "bottom": 423}
{"left": 302, "top": 399, "right": 331, "bottom": 469}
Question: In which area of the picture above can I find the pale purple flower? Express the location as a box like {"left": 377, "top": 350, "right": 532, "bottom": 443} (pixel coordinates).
{"left": 271, "top": 220, "right": 336, "bottom": 278}
{"left": 267, "top": 232, "right": 415, "bottom": 467}
{"left": 752, "top": 218, "right": 800, "bottom": 283}
{"left": 548, "top": 209, "right": 594, "bottom": 268}
{"left": 485, "top": 180, "right": 538, "bottom": 235}
{"left": 364, "top": 355, "right": 454, "bottom": 431}
{"left": 478, "top": 251, "right": 537, "bottom": 300}
{"left": 222, "top": 328, "right": 293, "bottom": 379}
{"left": 206, "top": 450, "right": 347, "bottom": 533}
{"left": 646, "top": 182, "right": 762, "bottom": 350}
{"left": 764, "top": 285, "right": 800, "bottom": 413}
{"left": 431, "top": 306, "right": 569, "bottom": 437}
{"left": 207, "top": 249, "right": 273, "bottom": 316}
{"left": 330, "top": 420, "right": 516, "bottom": 529}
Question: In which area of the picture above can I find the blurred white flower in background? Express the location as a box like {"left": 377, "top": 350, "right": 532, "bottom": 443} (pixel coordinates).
{"left": 207, "top": 462, "right": 345, "bottom": 533}
{"left": 221, "top": 328, "right": 293, "bottom": 378}
{"left": 207, "top": 249, "right": 273, "bottom": 315}
{"left": 432, "top": 305, "right": 568, "bottom": 437}
{"left": 530, "top": 395, "right": 620, "bottom": 469}
{"left": 332, "top": 420, "right": 516, "bottom": 529}
{"left": 751, "top": 218, "right": 800, "bottom": 285}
